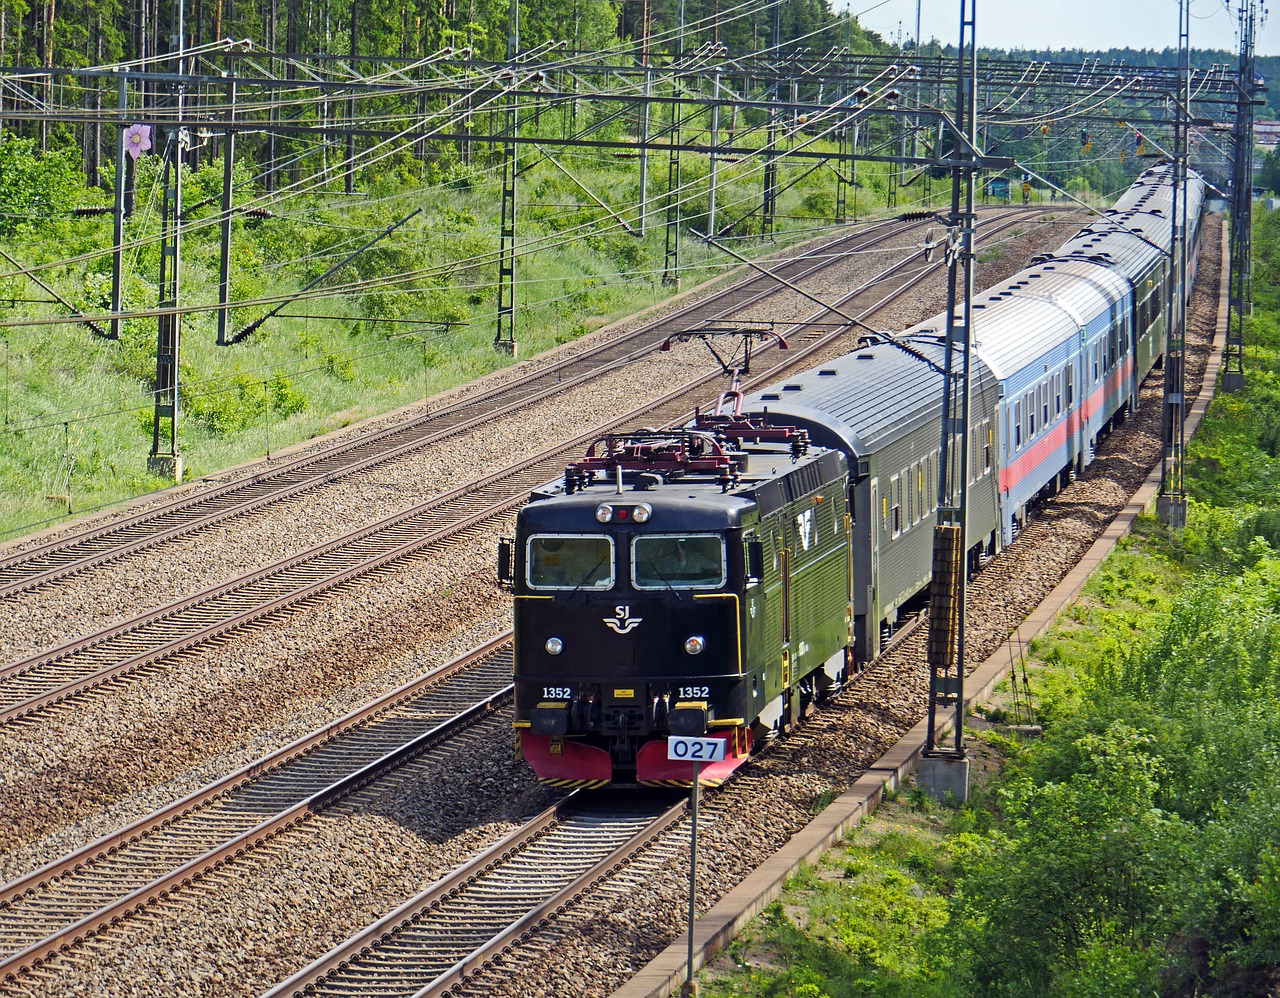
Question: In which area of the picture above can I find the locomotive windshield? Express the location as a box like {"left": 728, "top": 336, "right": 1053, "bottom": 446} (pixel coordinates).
{"left": 632, "top": 534, "right": 725, "bottom": 589}
{"left": 527, "top": 535, "right": 614, "bottom": 590}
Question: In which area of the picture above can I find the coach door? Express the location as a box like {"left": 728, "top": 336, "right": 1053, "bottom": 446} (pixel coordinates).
{"left": 870, "top": 478, "right": 880, "bottom": 616}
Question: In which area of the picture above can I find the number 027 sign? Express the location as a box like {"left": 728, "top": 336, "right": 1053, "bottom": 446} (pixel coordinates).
{"left": 666, "top": 735, "right": 726, "bottom": 762}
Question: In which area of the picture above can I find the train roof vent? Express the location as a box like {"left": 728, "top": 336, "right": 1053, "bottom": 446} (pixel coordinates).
{"left": 782, "top": 384, "right": 803, "bottom": 391}
{"left": 818, "top": 369, "right": 838, "bottom": 376}
{"left": 1028, "top": 272, "right": 1043, "bottom": 278}
{"left": 761, "top": 393, "right": 782, "bottom": 400}
{"left": 856, "top": 353, "right": 875, "bottom": 360}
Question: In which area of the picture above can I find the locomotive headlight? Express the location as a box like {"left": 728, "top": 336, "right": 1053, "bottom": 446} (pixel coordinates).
{"left": 545, "top": 637, "right": 564, "bottom": 655}
{"left": 595, "top": 504, "right": 614, "bottom": 523}
{"left": 684, "top": 635, "right": 706, "bottom": 655}
{"left": 632, "top": 503, "right": 653, "bottom": 523}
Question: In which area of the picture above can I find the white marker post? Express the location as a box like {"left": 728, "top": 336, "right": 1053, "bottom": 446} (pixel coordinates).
{"left": 667, "top": 735, "right": 726, "bottom": 997}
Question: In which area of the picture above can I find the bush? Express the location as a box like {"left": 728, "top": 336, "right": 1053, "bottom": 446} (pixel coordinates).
{"left": 0, "top": 132, "right": 82, "bottom": 236}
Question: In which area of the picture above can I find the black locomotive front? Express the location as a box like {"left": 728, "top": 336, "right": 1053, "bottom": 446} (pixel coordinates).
{"left": 507, "top": 489, "right": 755, "bottom": 787}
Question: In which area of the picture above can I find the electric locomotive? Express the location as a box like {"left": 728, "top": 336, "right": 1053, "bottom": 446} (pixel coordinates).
{"left": 500, "top": 403, "right": 854, "bottom": 787}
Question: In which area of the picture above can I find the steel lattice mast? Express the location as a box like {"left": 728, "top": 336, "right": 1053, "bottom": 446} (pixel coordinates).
{"left": 922, "top": 0, "right": 978, "bottom": 799}
{"left": 1224, "top": 0, "right": 1261, "bottom": 395}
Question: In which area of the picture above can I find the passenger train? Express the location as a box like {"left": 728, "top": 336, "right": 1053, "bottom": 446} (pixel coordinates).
{"left": 499, "top": 164, "right": 1206, "bottom": 787}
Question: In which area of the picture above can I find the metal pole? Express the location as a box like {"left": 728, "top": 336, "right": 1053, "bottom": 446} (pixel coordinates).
{"left": 346, "top": 0, "right": 357, "bottom": 196}
{"left": 707, "top": 66, "right": 720, "bottom": 239}
{"left": 148, "top": 0, "right": 186, "bottom": 481}
{"left": 494, "top": 0, "right": 520, "bottom": 353}
{"left": 637, "top": 0, "right": 651, "bottom": 234}
{"left": 661, "top": 0, "right": 686, "bottom": 285}
{"left": 111, "top": 74, "right": 126, "bottom": 340}
{"left": 1158, "top": 0, "right": 1189, "bottom": 530}
{"left": 216, "top": 76, "right": 236, "bottom": 346}
{"left": 683, "top": 760, "right": 701, "bottom": 997}
{"left": 922, "top": 0, "right": 976, "bottom": 803}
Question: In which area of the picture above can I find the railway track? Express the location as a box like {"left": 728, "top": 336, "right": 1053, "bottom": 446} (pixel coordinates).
{"left": 0, "top": 576, "right": 928, "bottom": 989}
{"left": 0, "top": 638, "right": 513, "bottom": 982}
{"left": 257, "top": 617, "right": 930, "bottom": 998}
{"left": 0, "top": 208, "right": 1043, "bottom": 602}
{"left": 0, "top": 208, "right": 1047, "bottom": 729}
{"left": 262, "top": 792, "right": 685, "bottom": 998}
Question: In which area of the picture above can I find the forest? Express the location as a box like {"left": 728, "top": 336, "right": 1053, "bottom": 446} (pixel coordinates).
{"left": 0, "top": 0, "right": 853, "bottom": 72}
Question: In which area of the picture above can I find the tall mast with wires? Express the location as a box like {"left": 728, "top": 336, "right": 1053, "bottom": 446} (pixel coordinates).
{"left": 148, "top": 0, "right": 186, "bottom": 481}
{"left": 1157, "top": 0, "right": 1191, "bottom": 530}
{"left": 661, "top": 0, "right": 686, "bottom": 285}
{"left": 1223, "top": 0, "right": 1261, "bottom": 395}
{"left": 493, "top": 0, "right": 520, "bottom": 354}
{"left": 921, "top": 0, "right": 978, "bottom": 805}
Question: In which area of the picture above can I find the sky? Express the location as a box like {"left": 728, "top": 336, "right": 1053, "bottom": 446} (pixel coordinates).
{"left": 852, "top": 0, "right": 1280, "bottom": 58}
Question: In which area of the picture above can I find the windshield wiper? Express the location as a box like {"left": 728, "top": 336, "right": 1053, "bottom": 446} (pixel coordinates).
{"left": 640, "top": 556, "right": 685, "bottom": 600}
{"left": 570, "top": 555, "right": 609, "bottom": 593}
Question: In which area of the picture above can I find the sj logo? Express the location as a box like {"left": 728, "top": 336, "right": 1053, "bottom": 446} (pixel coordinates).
{"left": 603, "top": 605, "right": 643, "bottom": 634}
{"left": 796, "top": 508, "right": 814, "bottom": 551}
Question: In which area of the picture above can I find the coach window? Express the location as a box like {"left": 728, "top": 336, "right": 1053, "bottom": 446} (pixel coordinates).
{"left": 1055, "top": 373, "right": 1062, "bottom": 416}
{"left": 527, "top": 535, "right": 614, "bottom": 590}
{"left": 1093, "top": 345, "right": 1099, "bottom": 384}
{"left": 633, "top": 534, "right": 725, "bottom": 589}
{"left": 1067, "top": 364, "right": 1075, "bottom": 406}
{"left": 1014, "top": 401, "right": 1023, "bottom": 449}
{"left": 984, "top": 423, "right": 994, "bottom": 474}
{"left": 1042, "top": 383, "right": 1050, "bottom": 428}
{"left": 890, "top": 474, "right": 903, "bottom": 538}
{"left": 916, "top": 465, "right": 926, "bottom": 521}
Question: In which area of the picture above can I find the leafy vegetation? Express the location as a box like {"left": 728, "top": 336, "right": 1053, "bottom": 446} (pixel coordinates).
{"left": 698, "top": 210, "right": 1280, "bottom": 997}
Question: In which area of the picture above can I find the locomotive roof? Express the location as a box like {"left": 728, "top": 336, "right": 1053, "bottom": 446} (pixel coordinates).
{"left": 521, "top": 444, "right": 847, "bottom": 529}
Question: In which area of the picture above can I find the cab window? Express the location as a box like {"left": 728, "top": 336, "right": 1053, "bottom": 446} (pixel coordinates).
{"left": 526, "top": 535, "right": 614, "bottom": 590}
{"left": 632, "top": 534, "right": 725, "bottom": 589}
